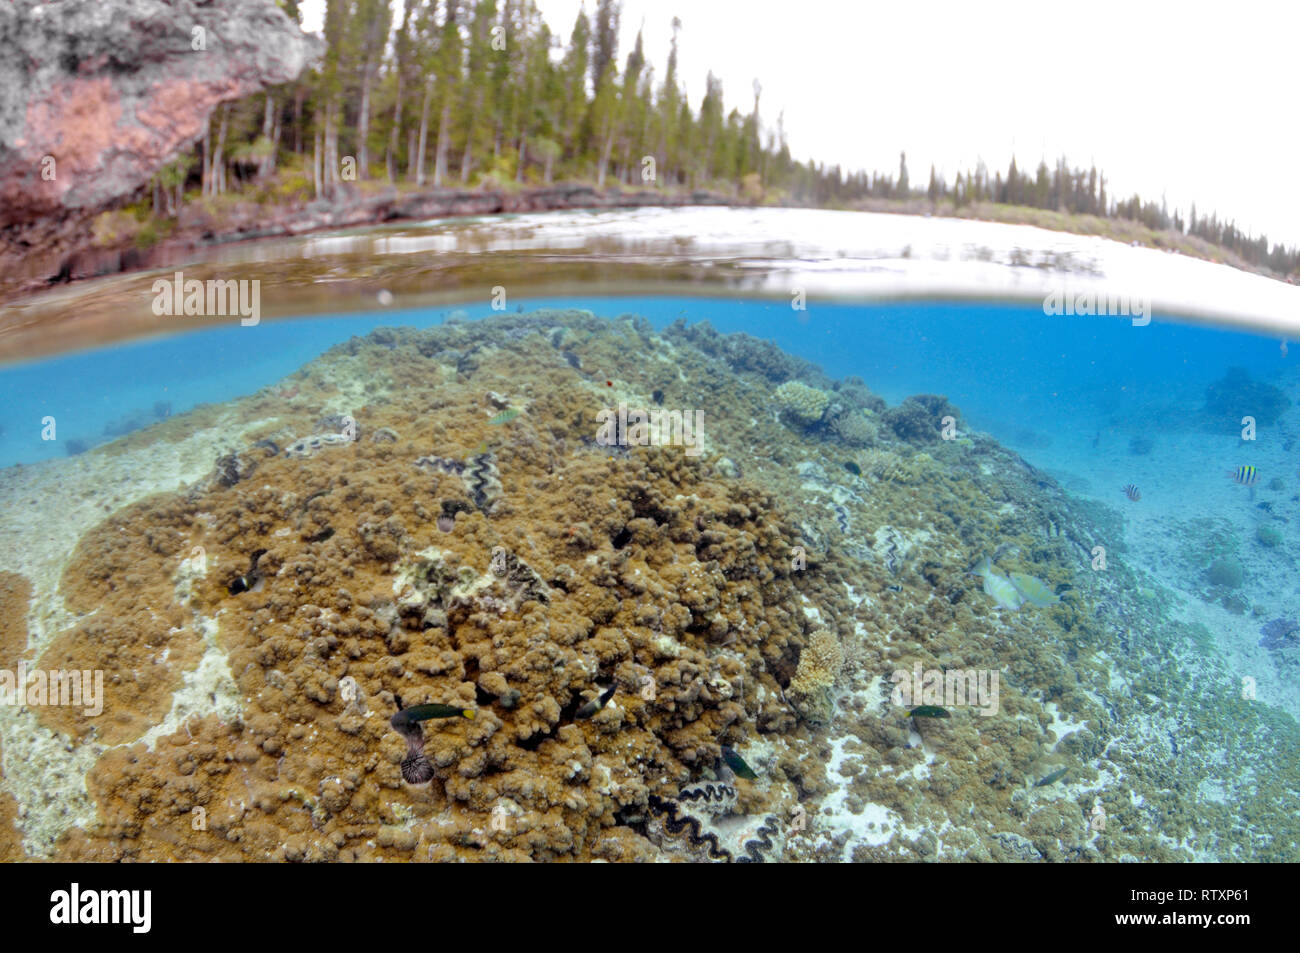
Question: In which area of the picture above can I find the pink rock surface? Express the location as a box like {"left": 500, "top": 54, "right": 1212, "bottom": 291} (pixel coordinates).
{"left": 0, "top": 0, "right": 320, "bottom": 266}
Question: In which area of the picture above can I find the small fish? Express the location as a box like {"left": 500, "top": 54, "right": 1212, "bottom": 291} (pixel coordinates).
{"left": 227, "top": 575, "right": 254, "bottom": 595}
{"left": 844, "top": 461, "right": 862, "bottom": 476}
{"left": 1257, "top": 501, "right": 1274, "bottom": 513}
{"left": 1034, "top": 766, "right": 1069, "bottom": 787}
{"left": 1009, "top": 571, "right": 1060, "bottom": 608}
{"left": 907, "top": 705, "right": 951, "bottom": 718}
{"left": 488, "top": 408, "right": 521, "bottom": 425}
{"left": 1228, "top": 466, "right": 1259, "bottom": 486}
{"left": 575, "top": 684, "right": 616, "bottom": 719}
{"left": 1122, "top": 484, "right": 1141, "bottom": 501}
{"left": 720, "top": 745, "right": 758, "bottom": 780}
{"left": 391, "top": 703, "right": 475, "bottom": 729}
{"left": 226, "top": 548, "right": 267, "bottom": 596}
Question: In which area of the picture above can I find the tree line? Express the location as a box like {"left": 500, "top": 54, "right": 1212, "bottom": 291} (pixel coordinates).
{"left": 147, "top": 0, "right": 1298, "bottom": 282}
{"left": 905, "top": 152, "right": 1294, "bottom": 279}
{"left": 155, "top": 0, "right": 811, "bottom": 206}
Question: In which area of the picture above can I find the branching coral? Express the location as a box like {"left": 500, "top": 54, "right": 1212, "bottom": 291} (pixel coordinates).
{"left": 882, "top": 394, "right": 960, "bottom": 445}
{"left": 828, "top": 407, "right": 878, "bottom": 446}
{"left": 774, "top": 381, "right": 831, "bottom": 426}
{"left": 787, "top": 629, "right": 843, "bottom": 724}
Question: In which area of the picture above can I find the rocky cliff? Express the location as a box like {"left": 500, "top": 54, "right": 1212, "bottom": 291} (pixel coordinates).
{"left": 0, "top": 0, "right": 322, "bottom": 282}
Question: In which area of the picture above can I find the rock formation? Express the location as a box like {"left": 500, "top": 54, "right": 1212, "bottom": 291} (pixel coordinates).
{"left": 0, "top": 0, "right": 322, "bottom": 283}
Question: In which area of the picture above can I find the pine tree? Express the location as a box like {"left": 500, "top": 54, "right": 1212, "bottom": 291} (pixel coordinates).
{"left": 318, "top": 0, "right": 350, "bottom": 196}
{"left": 352, "top": 0, "right": 392, "bottom": 181}
{"left": 591, "top": 0, "right": 620, "bottom": 90}
{"left": 432, "top": 0, "right": 462, "bottom": 186}
{"left": 387, "top": 0, "right": 417, "bottom": 183}
{"left": 658, "top": 17, "right": 682, "bottom": 185}
{"left": 460, "top": 0, "right": 497, "bottom": 184}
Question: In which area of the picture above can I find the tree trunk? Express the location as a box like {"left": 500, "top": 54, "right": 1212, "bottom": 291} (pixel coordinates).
{"left": 461, "top": 106, "right": 477, "bottom": 185}
{"left": 258, "top": 93, "right": 276, "bottom": 179}
{"left": 515, "top": 135, "right": 526, "bottom": 182}
{"left": 212, "top": 106, "right": 228, "bottom": 195}
{"left": 358, "top": 67, "right": 373, "bottom": 179}
{"left": 324, "top": 99, "right": 340, "bottom": 195}
{"left": 407, "top": 128, "right": 418, "bottom": 183}
{"left": 313, "top": 128, "right": 322, "bottom": 199}
{"left": 416, "top": 81, "right": 433, "bottom": 186}
{"left": 596, "top": 127, "right": 615, "bottom": 188}
{"left": 201, "top": 124, "right": 210, "bottom": 197}
{"left": 269, "top": 112, "right": 281, "bottom": 178}
{"left": 433, "top": 99, "right": 452, "bottom": 187}
{"left": 387, "top": 64, "right": 404, "bottom": 183}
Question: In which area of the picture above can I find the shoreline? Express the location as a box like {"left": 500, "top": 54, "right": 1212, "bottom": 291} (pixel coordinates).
{"left": 849, "top": 196, "right": 1300, "bottom": 286}
{"left": 7, "top": 183, "right": 1298, "bottom": 310}
{"left": 4, "top": 204, "right": 1300, "bottom": 366}
{"left": 2, "top": 184, "right": 747, "bottom": 304}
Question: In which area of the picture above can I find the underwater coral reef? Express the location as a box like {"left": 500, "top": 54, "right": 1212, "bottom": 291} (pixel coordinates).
{"left": 0, "top": 309, "right": 1297, "bottom": 862}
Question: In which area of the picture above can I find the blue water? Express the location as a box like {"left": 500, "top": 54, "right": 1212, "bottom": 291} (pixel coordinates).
{"left": 0, "top": 297, "right": 1290, "bottom": 469}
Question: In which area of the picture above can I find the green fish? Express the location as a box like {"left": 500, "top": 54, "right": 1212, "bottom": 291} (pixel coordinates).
{"left": 720, "top": 745, "right": 758, "bottom": 780}
{"left": 844, "top": 461, "right": 862, "bottom": 476}
{"left": 1034, "top": 766, "right": 1069, "bottom": 787}
{"left": 488, "top": 408, "right": 521, "bottom": 425}
{"left": 969, "top": 554, "right": 1024, "bottom": 611}
{"left": 907, "top": 705, "right": 951, "bottom": 718}
{"left": 1009, "top": 572, "right": 1060, "bottom": 608}
{"left": 391, "top": 703, "right": 475, "bottom": 730}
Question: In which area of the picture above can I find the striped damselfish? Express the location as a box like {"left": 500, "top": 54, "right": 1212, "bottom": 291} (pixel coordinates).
{"left": 1229, "top": 465, "right": 1259, "bottom": 486}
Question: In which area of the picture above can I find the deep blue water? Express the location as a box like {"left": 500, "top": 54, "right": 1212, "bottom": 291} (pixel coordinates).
{"left": 0, "top": 297, "right": 1290, "bottom": 469}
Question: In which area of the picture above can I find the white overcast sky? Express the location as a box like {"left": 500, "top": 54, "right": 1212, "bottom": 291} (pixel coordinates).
{"left": 298, "top": 0, "right": 1300, "bottom": 246}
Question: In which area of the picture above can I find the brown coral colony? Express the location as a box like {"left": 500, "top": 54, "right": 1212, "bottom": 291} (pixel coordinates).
{"left": 44, "top": 312, "right": 830, "bottom": 862}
